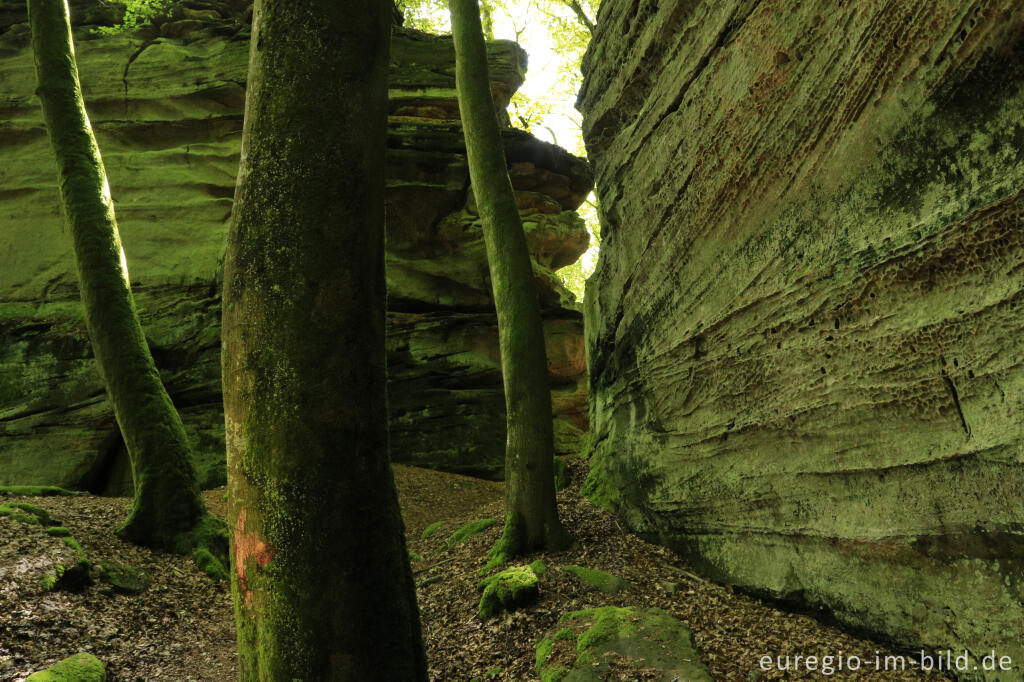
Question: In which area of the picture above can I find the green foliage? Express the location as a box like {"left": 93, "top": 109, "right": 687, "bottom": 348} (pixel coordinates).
{"left": 98, "top": 0, "right": 171, "bottom": 34}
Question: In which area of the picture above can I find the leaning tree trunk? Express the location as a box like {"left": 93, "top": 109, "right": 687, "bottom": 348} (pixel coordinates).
{"left": 28, "top": 0, "right": 206, "bottom": 548}
{"left": 450, "top": 0, "right": 572, "bottom": 567}
{"left": 222, "top": 0, "right": 427, "bottom": 679}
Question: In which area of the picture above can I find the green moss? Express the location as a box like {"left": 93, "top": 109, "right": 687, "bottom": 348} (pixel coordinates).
{"left": 529, "top": 559, "right": 548, "bottom": 577}
{"left": 62, "top": 536, "right": 86, "bottom": 558}
{"left": 481, "top": 513, "right": 524, "bottom": 575}
{"left": 476, "top": 563, "right": 541, "bottom": 619}
{"left": 173, "top": 513, "right": 229, "bottom": 581}
{"left": 559, "top": 565, "right": 627, "bottom": 594}
{"left": 409, "top": 551, "right": 423, "bottom": 562}
{"left": 535, "top": 626, "right": 575, "bottom": 670}
{"left": 194, "top": 547, "right": 229, "bottom": 582}
{"left": 44, "top": 526, "right": 71, "bottom": 537}
{"left": 553, "top": 455, "right": 569, "bottom": 492}
{"left": 421, "top": 520, "right": 446, "bottom": 539}
{"left": 24, "top": 652, "right": 106, "bottom": 681}
{"left": 447, "top": 517, "right": 496, "bottom": 546}
{"left": 0, "top": 485, "right": 79, "bottom": 497}
{"left": 0, "top": 502, "right": 55, "bottom": 526}
{"left": 97, "top": 560, "right": 150, "bottom": 593}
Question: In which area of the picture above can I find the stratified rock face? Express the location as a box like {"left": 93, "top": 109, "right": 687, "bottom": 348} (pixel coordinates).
{"left": 579, "top": 0, "right": 1023, "bottom": 675}
{"left": 0, "top": 2, "right": 591, "bottom": 491}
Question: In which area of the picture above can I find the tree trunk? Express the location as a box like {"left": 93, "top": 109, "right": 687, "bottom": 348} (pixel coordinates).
{"left": 449, "top": 0, "right": 572, "bottom": 567}
{"left": 222, "top": 1, "right": 427, "bottom": 679}
{"left": 28, "top": 0, "right": 205, "bottom": 549}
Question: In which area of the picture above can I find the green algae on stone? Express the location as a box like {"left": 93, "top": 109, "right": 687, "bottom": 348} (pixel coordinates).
{"left": 97, "top": 560, "right": 150, "bottom": 593}
{"left": 536, "top": 607, "right": 713, "bottom": 682}
{"left": 25, "top": 652, "right": 106, "bottom": 681}
{"left": 476, "top": 561, "right": 543, "bottom": 619}
{"left": 559, "top": 565, "right": 627, "bottom": 594}
{"left": 421, "top": 520, "right": 446, "bottom": 539}
{"left": 446, "top": 518, "right": 496, "bottom": 546}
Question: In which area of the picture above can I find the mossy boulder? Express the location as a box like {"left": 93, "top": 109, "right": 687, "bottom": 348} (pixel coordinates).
{"left": 535, "top": 607, "right": 713, "bottom": 682}
{"left": 97, "top": 561, "right": 150, "bottom": 594}
{"left": 477, "top": 560, "right": 546, "bottom": 619}
{"left": 25, "top": 652, "right": 106, "bottom": 681}
{"left": 559, "top": 565, "right": 627, "bottom": 594}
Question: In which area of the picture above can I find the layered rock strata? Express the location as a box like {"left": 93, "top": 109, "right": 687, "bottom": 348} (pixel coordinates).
{"left": 0, "top": 1, "right": 591, "bottom": 490}
{"left": 578, "top": 1, "right": 1024, "bottom": 677}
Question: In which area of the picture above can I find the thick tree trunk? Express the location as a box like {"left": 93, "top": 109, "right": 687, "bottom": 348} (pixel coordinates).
{"left": 28, "top": 0, "right": 205, "bottom": 548}
{"left": 222, "top": 1, "right": 427, "bottom": 679}
{"left": 449, "top": 0, "right": 571, "bottom": 565}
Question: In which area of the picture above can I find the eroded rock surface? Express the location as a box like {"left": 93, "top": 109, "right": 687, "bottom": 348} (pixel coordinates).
{"left": 0, "top": 1, "right": 591, "bottom": 489}
{"left": 579, "top": 0, "right": 1024, "bottom": 676}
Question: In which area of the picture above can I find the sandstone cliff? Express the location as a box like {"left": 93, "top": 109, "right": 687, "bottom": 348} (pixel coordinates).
{"left": 0, "top": 1, "right": 591, "bottom": 491}
{"left": 579, "top": 1, "right": 1023, "bottom": 677}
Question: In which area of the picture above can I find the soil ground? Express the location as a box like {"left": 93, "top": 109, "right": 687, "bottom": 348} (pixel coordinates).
{"left": 1, "top": 460, "right": 951, "bottom": 681}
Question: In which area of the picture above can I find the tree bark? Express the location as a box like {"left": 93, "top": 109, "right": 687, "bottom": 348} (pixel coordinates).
{"left": 28, "top": 0, "right": 205, "bottom": 548}
{"left": 449, "top": 0, "right": 571, "bottom": 566}
{"left": 222, "top": 0, "right": 427, "bottom": 679}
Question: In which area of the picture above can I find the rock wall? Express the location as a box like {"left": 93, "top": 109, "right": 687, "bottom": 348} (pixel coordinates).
{"left": 578, "top": 0, "right": 1023, "bottom": 677}
{"left": 0, "top": 1, "right": 591, "bottom": 492}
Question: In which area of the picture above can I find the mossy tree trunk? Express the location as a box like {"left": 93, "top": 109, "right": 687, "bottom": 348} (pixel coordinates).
{"left": 449, "top": 0, "right": 572, "bottom": 565}
{"left": 221, "top": 0, "right": 427, "bottom": 679}
{"left": 28, "top": 0, "right": 206, "bottom": 548}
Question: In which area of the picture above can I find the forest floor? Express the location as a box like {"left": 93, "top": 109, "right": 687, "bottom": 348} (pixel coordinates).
{"left": 0, "top": 460, "right": 952, "bottom": 681}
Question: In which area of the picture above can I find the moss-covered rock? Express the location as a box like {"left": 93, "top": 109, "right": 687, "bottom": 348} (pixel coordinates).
{"left": 97, "top": 561, "right": 150, "bottom": 594}
{"left": 25, "top": 652, "right": 106, "bottom": 681}
{"left": 535, "top": 607, "right": 712, "bottom": 682}
{"left": 559, "top": 565, "right": 627, "bottom": 594}
{"left": 0, "top": 502, "right": 56, "bottom": 526}
{"left": 476, "top": 561, "right": 545, "bottom": 619}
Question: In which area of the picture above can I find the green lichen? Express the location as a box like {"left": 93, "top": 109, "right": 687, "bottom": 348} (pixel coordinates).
{"left": 0, "top": 485, "right": 79, "bottom": 497}
{"left": 421, "top": 520, "right": 446, "bottom": 539}
{"left": 476, "top": 563, "right": 541, "bottom": 619}
{"left": 24, "top": 652, "right": 106, "bottom": 681}
{"left": 559, "top": 565, "right": 627, "bottom": 594}
{"left": 446, "top": 518, "right": 496, "bottom": 546}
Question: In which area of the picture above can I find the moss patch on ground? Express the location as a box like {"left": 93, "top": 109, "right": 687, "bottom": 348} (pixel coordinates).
{"left": 446, "top": 518, "right": 496, "bottom": 547}
{"left": 535, "top": 606, "right": 713, "bottom": 682}
{"left": 0, "top": 502, "right": 56, "bottom": 526}
{"left": 421, "top": 520, "right": 446, "bottom": 539}
{"left": 476, "top": 560, "right": 545, "bottom": 619}
{"left": 0, "top": 486, "right": 80, "bottom": 497}
{"left": 559, "top": 564, "right": 628, "bottom": 594}
{"left": 97, "top": 561, "right": 150, "bottom": 594}
{"left": 24, "top": 652, "right": 106, "bottom": 681}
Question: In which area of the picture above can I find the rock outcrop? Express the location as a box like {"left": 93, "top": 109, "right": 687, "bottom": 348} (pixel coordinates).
{"left": 578, "top": 0, "right": 1023, "bottom": 677}
{"left": 0, "top": 1, "right": 591, "bottom": 491}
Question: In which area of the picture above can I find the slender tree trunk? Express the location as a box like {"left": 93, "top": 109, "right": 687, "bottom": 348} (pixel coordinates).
{"left": 222, "top": 1, "right": 427, "bottom": 679}
{"left": 449, "top": 0, "right": 572, "bottom": 566}
{"left": 28, "top": 0, "right": 206, "bottom": 549}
